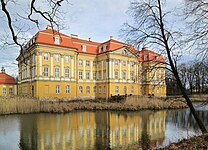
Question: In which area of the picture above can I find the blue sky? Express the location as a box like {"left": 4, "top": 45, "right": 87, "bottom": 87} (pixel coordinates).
{"left": 0, "top": 0, "right": 185, "bottom": 76}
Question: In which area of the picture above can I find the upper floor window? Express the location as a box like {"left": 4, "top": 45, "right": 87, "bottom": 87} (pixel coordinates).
{"left": 93, "top": 72, "right": 97, "bottom": 80}
{"left": 115, "top": 71, "right": 118, "bottom": 80}
{"left": 130, "top": 72, "right": 134, "bottom": 80}
{"left": 82, "top": 45, "right": 86, "bottom": 52}
{"left": 44, "top": 53, "right": 48, "bottom": 60}
{"left": 86, "top": 71, "right": 90, "bottom": 80}
{"left": 79, "top": 71, "right": 83, "bottom": 80}
{"left": 54, "top": 67, "right": 60, "bottom": 78}
{"left": 123, "top": 71, "right": 126, "bottom": 80}
{"left": 65, "top": 68, "right": 70, "bottom": 78}
{"left": 103, "top": 71, "right": 106, "bottom": 79}
{"left": 65, "top": 56, "right": 70, "bottom": 63}
{"left": 115, "top": 59, "right": 118, "bottom": 66}
{"left": 86, "top": 60, "right": 90, "bottom": 67}
{"left": 93, "top": 61, "right": 97, "bottom": 67}
{"left": 44, "top": 67, "right": 49, "bottom": 77}
{"left": 99, "top": 47, "right": 102, "bottom": 53}
{"left": 103, "top": 45, "right": 107, "bottom": 52}
{"left": 54, "top": 54, "right": 59, "bottom": 62}
{"left": 79, "top": 59, "right": 83, "bottom": 66}
{"left": 54, "top": 36, "right": 60, "bottom": 44}
{"left": 123, "top": 61, "right": 126, "bottom": 66}
{"left": 144, "top": 55, "right": 148, "bottom": 61}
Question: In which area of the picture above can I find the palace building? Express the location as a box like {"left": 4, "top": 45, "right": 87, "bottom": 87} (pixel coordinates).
{"left": 16, "top": 26, "right": 166, "bottom": 99}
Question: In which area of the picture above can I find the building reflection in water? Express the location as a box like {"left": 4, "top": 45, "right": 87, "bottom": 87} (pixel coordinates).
{"left": 19, "top": 111, "right": 166, "bottom": 150}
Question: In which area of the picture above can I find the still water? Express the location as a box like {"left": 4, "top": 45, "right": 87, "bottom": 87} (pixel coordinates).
{"left": 0, "top": 103, "right": 208, "bottom": 150}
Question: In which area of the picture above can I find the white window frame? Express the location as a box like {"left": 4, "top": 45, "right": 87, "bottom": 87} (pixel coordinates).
{"left": 79, "top": 86, "right": 83, "bottom": 93}
{"left": 99, "top": 86, "right": 102, "bottom": 93}
{"left": 66, "top": 85, "right": 70, "bottom": 94}
{"left": 123, "top": 71, "right": 126, "bottom": 80}
{"left": 86, "top": 86, "right": 90, "bottom": 94}
{"left": 2, "top": 88, "right": 6, "bottom": 95}
{"left": 56, "top": 85, "right": 60, "bottom": 94}
{"left": 54, "top": 36, "right": 60, "bottom": 44}
{"left": 9, "top": 88, "right": 13, "bottom": 95}
{"left": 115, "top": 71, "right": 118, "bottom": 79}
{"left": 44, "top": 53, "right": 48, "bottom": 60}
{"left": 79, "top": 59, "right": 83, "bottom": 66}
{"left": 115, "top": 59, "right": 118, "bottom": 66}
{"left": 93, "top": 61, "right": 97, "bottom": 67}
{"left": 123, "top": 61, "right": 126, "bottom": 66}
{"left": 54, "top": 54, "right": 60, "bottom": 62}
{"left": 115, "top": 86, "right": 119, "bottom": 94}
{"left": 93, "top": 86, "right": 97, "bottom": 93}
{"left": 86, "top": 71, "right": 90, "bottom": 80}
{"left": 82, "top": 45, "right": 87, "bottom": 52}
{"left": 79, "top": 71, "right": 83, "bottom": 80}
{"left": 86, "top": 60, "right": 90, "bottom": 67}
{"left": 65, "top": 68, "right": 70, "bottom": 78}
{"left": 65, "top": 56, "right": 70, "bottom": 63}
{"left": 93, "top": 72, "right": 97, "bottom": 80}
{"left": 44, "top": 67, "right": 49, "bottom": 77}
{"left": 54, "top": 67, "right": 60, "bottom": 78}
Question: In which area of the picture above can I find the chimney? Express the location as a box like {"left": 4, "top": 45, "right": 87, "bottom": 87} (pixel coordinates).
{"left": 89, "top": 38, "right": 91, "bottom": 41}
{"left": 71, "top": 34, "right": 78, "bottom": 39}
{"left": 46, "top": 25, "right": 52, "bottom": 30}
{"left": 110, "top": 36, "right": 113, "bottom": 39}
{"left": 1, "top": 67, "right": 5, "bottom": 73}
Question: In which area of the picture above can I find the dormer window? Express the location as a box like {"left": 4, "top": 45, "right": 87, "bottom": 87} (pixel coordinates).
{"left": 99, "top": 47, "right": 102, "bottom": 53}
{"left": 82, "top": 45, "right": 86, "bottom": 52}
{"left": 54, "top": 36, "right": 60, "bottom": 44}
{"left": 103, "top": 45, "right": 107, "bottom": 52}
{"left": 144, "top": 55, "right": 148, "bottom": 61}
{"left": 155, "top": 56, "right": 159, "bottom": 60}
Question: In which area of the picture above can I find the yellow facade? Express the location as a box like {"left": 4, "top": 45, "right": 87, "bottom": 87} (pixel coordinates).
{"left": 0, "top": 84, "right": 16, "bottom": 96}
{"left": 17, "top": 28, "right": 166, "bottom": 99}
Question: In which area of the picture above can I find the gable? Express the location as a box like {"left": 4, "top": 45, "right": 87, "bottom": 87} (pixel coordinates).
{"left": 110, "top": 47, "right": 137, "bottom": 58}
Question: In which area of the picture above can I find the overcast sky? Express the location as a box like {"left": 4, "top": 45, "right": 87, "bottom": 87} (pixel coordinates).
{"left": 0, "top": 0, "right": 184, "bottom": 76}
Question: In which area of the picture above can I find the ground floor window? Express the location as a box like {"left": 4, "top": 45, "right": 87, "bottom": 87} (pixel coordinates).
{"left": 93, "top": 86, "right": 97, "bottom": 93}
{"left": 79, "top": 86, "right": 83, "bottom": 93}
{"left": 86, "top": 86, "right": 90, "bottom": 94}
{"left": 104, "top": 86, "right": 106, "bottom": 93}
{"left": 66, "top": 85, "right": 70, "bottom": 94}
{"left": 9, "top": 88, "right": 13, "bottom": 95}
{"left": 131, "top": 86, "right": 134, "bottom": 94}
{"left": 2, "top": 88, "right": 6, "bottom": 95}
{"left": 115, "top": 86, "right": 119, "bottom": 94}
{"left": 99, "top": 86, "right": 102, "bottom": 93}
{"left": 56, "top": 85, "right": 60, "bottom": 94}
{"left": 124, "top": 86, "right": 127, "bottom": 95}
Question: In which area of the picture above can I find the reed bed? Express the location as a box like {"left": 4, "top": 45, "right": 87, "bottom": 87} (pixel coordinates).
{"left": 0, "top": 96, "right": 187, "bottom": 115}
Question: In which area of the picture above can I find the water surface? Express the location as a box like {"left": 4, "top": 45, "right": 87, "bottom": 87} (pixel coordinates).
{"left": 0, "top": 103, "right": 207, "bottom": 149}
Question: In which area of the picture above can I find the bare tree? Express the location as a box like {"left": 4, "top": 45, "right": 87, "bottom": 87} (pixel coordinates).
{"left": 184, "top": 0, "right": 208, "bottom": 61}
{"left": 0, "top": 0, "right": 68, "bottom": 63}
{"left": 123, "top": 0, "right": 207, "bottom": 133}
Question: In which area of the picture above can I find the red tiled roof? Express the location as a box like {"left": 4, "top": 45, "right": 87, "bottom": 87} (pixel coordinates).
{"left": 0, "top": 72, "right": 16, "bottom": 84}
{"left": 24, "top": 28, "right": 165, "bottom": 63}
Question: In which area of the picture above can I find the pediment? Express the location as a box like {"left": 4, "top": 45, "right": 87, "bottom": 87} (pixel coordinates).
{"left": 111, "top": 47, "right": 137, "bottom": 58}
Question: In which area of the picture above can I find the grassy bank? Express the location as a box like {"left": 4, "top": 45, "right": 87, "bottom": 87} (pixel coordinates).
{"left": 0, "top": 96, "right": 187, "bottom": 115}
{"left": 167, "top": 94, "right": 208, "bottom": 102}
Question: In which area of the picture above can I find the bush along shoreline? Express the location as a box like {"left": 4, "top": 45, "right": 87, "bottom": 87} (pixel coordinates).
{"left": 0, "top": 96, "right": 187, "bottom": 115}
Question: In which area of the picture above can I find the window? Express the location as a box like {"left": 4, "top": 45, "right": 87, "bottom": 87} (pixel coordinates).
{"left": 86, "top": 60, "right": 90, "bottom": 67}
{"left": 99, "top": 47, "right": 102, "bottom": 53}
{"left": 54, "top": 67, "right": 60, "bottom": 78}
{"left": 93, "top": 86, "right": 97, "bottom": 93}
{"left": 82, "top": 45, "right": 87, "bottom": 52}
{"left": 79, "top": 86, "right": 83, "bottom": 93}
{"left": 157, "top": 88, "right": 160, "bottom": 93}
{"left": 104, "top": 86, "right": 106, "bottom": 93}
{"left": 79, "top": 71, "right": 83, "bottom": 80}
{"left": 123, "top": 61, "right": 126, "bottom": 66}
{"left": 115, "top": 71, "right": 118, "bottom": 80}
{"left": 103, "top": 71, "right": 106, "bottom": 79}
{"left": 56, "top": 85, "right": 60, "bottom": 94}
{"left": 155, "top": 56, "right": 159, "bottom": 60}
{"left": 54, "top": 54, "right": 60, "bottom": 62}
{"left": 93, "top": 72, "right": 97, "bottom": 80}
{"left": 123, "top": 71, "right": 126, "bottom": 80}
{"left": 140, "top": 88, "right": 142, "bottom": 94}
{"left": 144, "top": 87, "right": 146, "bottom": 95}
{"left": 86, "top": 86, "right": 90, "bottom": 94}
{"left": 44, "top": 67, "right": 48, "bottom": 77}
{"left": 44, "top": 53, "right": 48, "bottom": 60}
{"left": 130, "top": 72, "right": 134, "bottom": 80}
{"left": 54, "top": 36, "right": 60, "bottom": 44}
{"left": 144, "top": 55, "right": 148, "bottom": 61}
{"left": 115, "top": 86, "right": 119, "bottom": 94}
{"left": 86, "top": 71, "right": 90, "bottom": 80}
{"left": 93, "top": 61, "right": 97, "bottom": 67}
{"left": 152, "top": 88, "right": 154, "bottom": 94}
{"left": 66, "top": 85, "right": 70, "bottom": 94}
{"left": 9, "top": 88, "right": 13, "bottom": 95}
{"left": 131, "top": 86, "right": 134, "bottom": 94}
{"left": 99, "top": 86, "right": 102, "bottom": 93}
{"left": 65, "top": 68, "right": 70, "bottom": 78}
{"left": 124, "top": 86, "right": 127, "bottom": 95}
{"left": 65, "top": 56, "right": 70, "bottom": 63}
{"left": 79, "top": 59, "right": 83, "bottom": 66}
{"left": 103, "top": 45, "right": 107, "bottom": 52}
{"left": 2, "top": 88, "right": 6, "bottom": 95}
{"left": 99, "top": 71, "right": 102, "bottom": 80}
{"left": 103, "top": 60, "right": 107, "bottom": 66}
{"left": 115, "top": 59, "right": 118, "bottom": 66}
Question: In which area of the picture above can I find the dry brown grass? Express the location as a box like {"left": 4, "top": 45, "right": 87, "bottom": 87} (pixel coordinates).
{"left": 0, "top": 96, "right": 187, "bottom": 115}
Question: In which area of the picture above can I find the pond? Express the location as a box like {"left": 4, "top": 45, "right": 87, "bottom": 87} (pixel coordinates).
{"left": 0, "top": 103, "right": 207, "bottom": 150}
